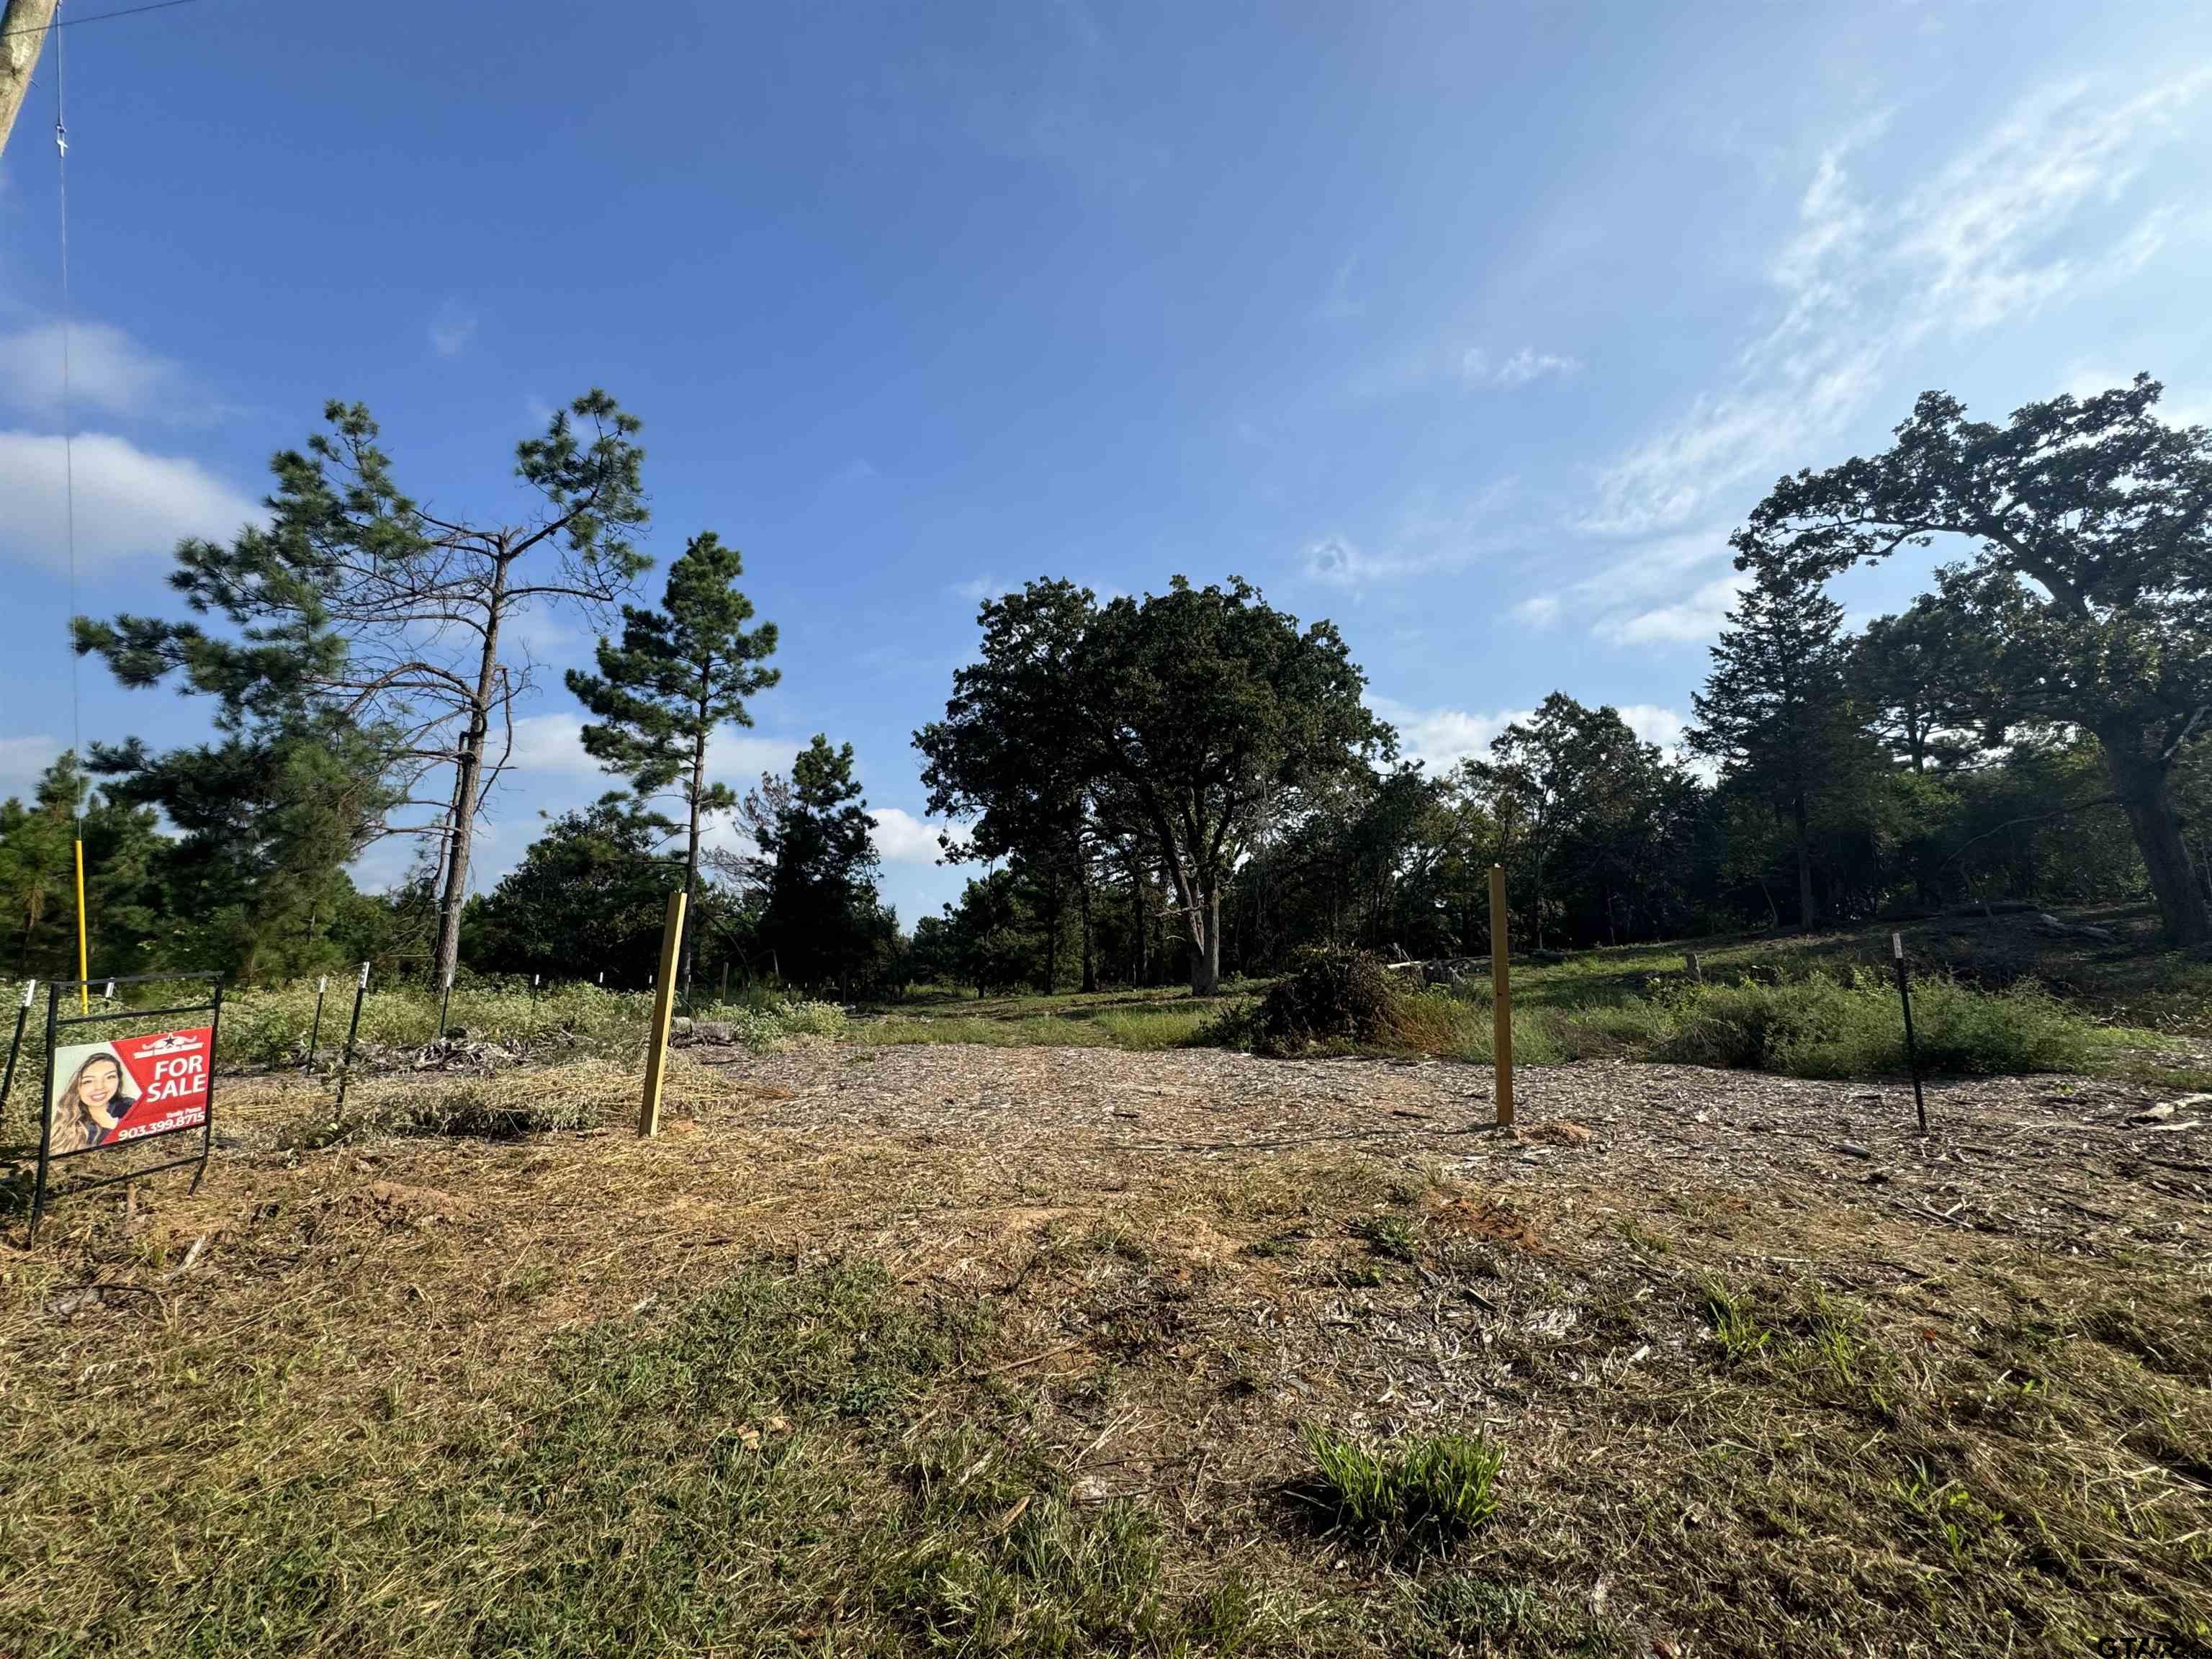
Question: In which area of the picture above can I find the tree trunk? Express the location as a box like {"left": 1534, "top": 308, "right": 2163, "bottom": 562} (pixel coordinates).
{"left": 2103, "top": 727, "right": 2212, "bottom": 946}
{"left": 433, "top": 562, "right": 507, "bottom": 988}
{"left": 1077, "top": 859, "right": 1096, "bottom": 992}
{"left": 1129, "top": 856, "right": 1148, "bottom": 986}
{"left": 0, "top": 0, "right": 59, "bottom": 161}
{"left": 1042, "top": 863, "right": 1060, "bottom": 994}
{"left": 1188, "top": 882, "right": 1221, "bottom": 996}
{"left": 1791, "top": 791, "right": 1817, "bottom": 931}
{"left": 1531, "top": 845, "right": 1547, "bottom": 951}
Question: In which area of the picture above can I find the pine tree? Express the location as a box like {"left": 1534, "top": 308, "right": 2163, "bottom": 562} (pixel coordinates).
{"left": 752, "top": 737, "right": 886, "bottom": 992}
{"left": 566, "top": 532, "right": 779, "bottom": 988}
{"left": 0, "top": 753, "right": 164, "bottom": 979}
{"left": 1687, "top": 567, "right": 1854, "bottom": 930}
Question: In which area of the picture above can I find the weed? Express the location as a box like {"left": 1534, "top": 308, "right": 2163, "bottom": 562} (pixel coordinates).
{"left": 1299, "top": 1425, "right": 1503, "bottom": 1547}
{"left": 1353, "top": 1213, "right": 1419, "bottom": 1262}
{"left": 1702, "top": 1277, "right": 1772, "bottom": 1362}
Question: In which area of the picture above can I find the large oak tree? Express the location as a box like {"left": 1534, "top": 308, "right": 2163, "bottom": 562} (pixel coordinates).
{"left": 920, "top": 577, "right": 1388, "bottom": 995}
{"left": 1732, "top": 376, "right": 2212, "bottom": 943}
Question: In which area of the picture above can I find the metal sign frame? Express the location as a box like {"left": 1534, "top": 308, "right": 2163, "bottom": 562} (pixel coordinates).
{"left": 28, "top": 971, "right": 224, "bottom": 1240}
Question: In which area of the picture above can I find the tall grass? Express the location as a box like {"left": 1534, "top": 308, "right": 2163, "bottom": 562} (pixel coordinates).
{"left": 1393, "top": 969, "right": 2121, "bottom": 1079}
{"left": 0, "top": 976, "right": 843, "bottom": 1079}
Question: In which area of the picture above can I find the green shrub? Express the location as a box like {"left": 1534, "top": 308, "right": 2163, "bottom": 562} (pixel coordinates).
{"left": 1647, "top": 970, "right": 2103, "bottom": 1079}
{"left": 1300, "top": 1426, "right": 1502, "bottom": 1546}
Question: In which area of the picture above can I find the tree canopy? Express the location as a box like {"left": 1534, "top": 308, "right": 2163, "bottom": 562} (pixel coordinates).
{"left": 1732, "top": 376, "right": 2212, "bottom": 942}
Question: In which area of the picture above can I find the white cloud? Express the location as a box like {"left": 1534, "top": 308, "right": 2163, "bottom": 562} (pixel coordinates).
{"left": 0, "top": 734, "right": 60, "bottom": 802}
{"left": 0, "top": 321, "right": 178, "bottom": 421}
{"left": 1462, "top": 346, "right": 1580, "bottom": 388}
{"left": 953, "top": 575, "right": 1002, "bottom": 603}
{"left": 503, "top": 711, "right": 802, "bottom": 785}
{"left": 1586, "top": 71, "right": 2209, "bottom": 538}
{"left": 1598, "top": 572, "right": 1749, "bottom": 645}
{"left": 871, "top": 806, "right": 964, "bottom": 865}
{"left": 429, "top": 300, "right": 477, "bottom": 358}
{"left": 1513, "top": 527, "right": 1742, "bottom": 646}
{"left": 1371, "top": 695, "right": 1696, "bottom": 774}
{"left": 0, "top": 430, "right": 259, "bottom": 572}
{"left": 1367, "top": 696, "right": 1531, "bottom": 775}
{"left": 504, "top": 714, "right": 599, "bottom": 775}
{"left": 1616, "top": 704, "right": 1690, "bottom": 750}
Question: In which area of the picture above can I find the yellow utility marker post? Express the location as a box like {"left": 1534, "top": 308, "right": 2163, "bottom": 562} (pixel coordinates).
{"left": 1489, "top": 863, "right": 1513, "bottom": 1126}
{"left": 73, "top": 837, "right": 89, "bottom": 1012}
{"left": 637, "top": 890, "right": 688, "bottom": 1137}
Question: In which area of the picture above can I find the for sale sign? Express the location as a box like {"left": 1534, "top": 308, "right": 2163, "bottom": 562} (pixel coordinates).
{"left": 45, "top": 1027, "right": 212, "bottom": 1158}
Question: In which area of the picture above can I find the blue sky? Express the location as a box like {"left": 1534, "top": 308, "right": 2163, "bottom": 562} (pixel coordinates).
{"left": 3, "top": 0, "right": 2209, "bottom": 927}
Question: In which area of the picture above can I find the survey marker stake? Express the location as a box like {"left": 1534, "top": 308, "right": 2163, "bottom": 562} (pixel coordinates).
{"left": 1490, "top": 863, "right": 1514, "bottom": 1128}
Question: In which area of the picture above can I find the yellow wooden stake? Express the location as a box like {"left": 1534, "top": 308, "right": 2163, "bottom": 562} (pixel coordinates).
{"left": 73, "top": 835, "right": 89, "bottom": 1013}
{"left": 1488, "top": 863, "right": 1512, "bottom": 1126}
{"left": 637, "top": 890, "right": 688, "bottom": 1137}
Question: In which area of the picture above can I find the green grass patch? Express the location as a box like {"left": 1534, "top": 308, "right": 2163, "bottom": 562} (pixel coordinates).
{"left": 1, "top": 1258, "right": 1256, "bottom": 1657}
{"left": 1299, "top": 1426, "right": 1503, "bottom": 1548}
{"left": 1388, "top": 968, "right": 2143, "bottom": 1081}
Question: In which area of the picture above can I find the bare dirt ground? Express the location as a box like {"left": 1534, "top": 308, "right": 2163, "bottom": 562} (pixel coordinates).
{"left": 6, "top": 1043, "right": 2209, "bottom": 1655}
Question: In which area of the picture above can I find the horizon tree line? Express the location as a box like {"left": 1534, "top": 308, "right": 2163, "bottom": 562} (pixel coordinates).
{"left": 3, "top": 372, "right": 2205, "bottom": 991}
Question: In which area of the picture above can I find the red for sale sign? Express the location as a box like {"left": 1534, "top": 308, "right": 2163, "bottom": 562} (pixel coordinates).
{"left": 46, "top": 1027, "right": 213, "bottom": 1158}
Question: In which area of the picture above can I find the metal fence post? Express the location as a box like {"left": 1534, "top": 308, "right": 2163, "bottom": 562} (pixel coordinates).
{"left": 304, "top": 975, "right": 328, "bottom": 1072}
{"left": 1892, "top": 931, "right": 1928, "bottom": 1134}
{"left": 334, "top": 963, "right": 369, "bottom": 1114}
{"left": 1, "top": 979, "right": 32, "bottom": 1126}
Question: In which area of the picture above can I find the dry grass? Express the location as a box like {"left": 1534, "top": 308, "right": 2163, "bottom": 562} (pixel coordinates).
{"left": 1, "top": 1043, "right": 2207, "bottom": 1656}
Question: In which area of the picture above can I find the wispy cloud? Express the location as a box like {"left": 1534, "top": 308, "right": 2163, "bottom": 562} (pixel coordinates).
{"left": 1514, "top": 527, "right": 1740, "bottom": 649}
{"left": 1316, "top": 251, "right": 1365, "bottom": 322}
{"left": 1299, "top": 478, "right": 1519, "bottom": 590}
{"left": 1596, "top": 572, "right": 1749, "bottom": 646}
{"left": 1511, "top": 593, "right": 1561, "bottom": 629}
{"left": 1462, "top": 346, "right": 1580, "bottom": 388}
{"left": 429, "top": 299, "right": 478, "bottom": 358}
{"left": 0, "top": 321, "right": 178, "bottom": 421}
{"left": 1585, "top": 71, "right": 2211, "bottom": 539}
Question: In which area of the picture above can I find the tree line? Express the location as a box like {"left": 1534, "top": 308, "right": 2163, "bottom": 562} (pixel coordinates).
{"left": 912, "top": 375, "right": 2211, "bottom": 992}
{"left": 2, "top": 374, "right": 2205, "bottom": 994}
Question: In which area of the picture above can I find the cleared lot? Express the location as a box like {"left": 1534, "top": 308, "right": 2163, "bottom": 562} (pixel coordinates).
{"left": 4, "top": 1043, "right": 2207, "bottom": 1656}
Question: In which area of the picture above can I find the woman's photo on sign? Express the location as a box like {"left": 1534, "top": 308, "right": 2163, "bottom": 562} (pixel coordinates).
{"left": 48, "top": 1045, "right": 139, "bottom": 1156}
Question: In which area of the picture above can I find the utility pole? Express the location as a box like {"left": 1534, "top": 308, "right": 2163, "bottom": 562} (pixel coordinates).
{"left": 0, "top": 0, "right": 60, "bottom": 160}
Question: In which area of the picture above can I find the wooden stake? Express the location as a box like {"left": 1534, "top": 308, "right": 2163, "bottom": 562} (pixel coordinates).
{"left": 638, "top": 890, "right": 688, "bottom": 1138}
{"left": 1489, "top": 863, "right": 1513, "bottom": 1127}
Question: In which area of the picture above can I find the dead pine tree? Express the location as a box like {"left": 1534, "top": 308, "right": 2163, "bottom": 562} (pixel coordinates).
{"left": 78, "top": 392, "right": 652, "bottom": 987}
